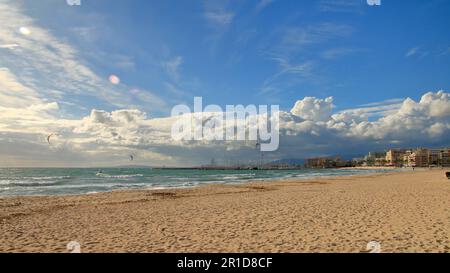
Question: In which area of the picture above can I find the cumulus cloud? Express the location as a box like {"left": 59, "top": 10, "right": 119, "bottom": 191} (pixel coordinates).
{"left": 325, "top": 91, "right": 450, "bottom": 142}
{"left": 420, "top": 91, "right": 450, "bottom": 117}
{"left": 2, "top": 85, "right": 449, "bottom": 166}
{"left": 291, "top": 96, "right": 334, "bottom": 122}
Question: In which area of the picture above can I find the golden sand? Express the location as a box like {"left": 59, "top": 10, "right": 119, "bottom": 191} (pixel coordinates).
{"left": 1, "top": 169, "right": 449, "bottom": 253}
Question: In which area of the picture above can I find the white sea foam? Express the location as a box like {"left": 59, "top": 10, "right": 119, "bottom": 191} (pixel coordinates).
{"left": 96, "top": 174, "right": 144, "bottom": 178}
{"left": 0, "top": 168, "right": 397, "bottom": 197}
{"left": 0, "top": 180, "right": 61, "bottom": 186}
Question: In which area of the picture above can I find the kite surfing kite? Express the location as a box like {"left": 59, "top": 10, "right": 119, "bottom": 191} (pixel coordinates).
{"left": 47, "top": 134, "right": 56, "bottom": 144}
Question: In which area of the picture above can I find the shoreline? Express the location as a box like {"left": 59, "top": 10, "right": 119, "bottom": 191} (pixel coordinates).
{"left": 1, "top": 169, "right": 449, "bottom": 253}
{"left": 0, "top": 168, "right": 403, "bottom": 199}
{"left": 0, "top": 170, "right": 392, "bottom": 200}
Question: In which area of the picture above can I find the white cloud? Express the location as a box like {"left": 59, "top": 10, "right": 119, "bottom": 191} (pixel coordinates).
{"left": 163, "top": 56, "right": 183, "bottom": 81}
{"left": 0, "top": 2, "right": 449, "bottom": 167}
{"left": 256, "top": 0, "right": 275, "bottom": 12}
{"left": 0, "top": 67, "right": 41, "bottom": 107}
{"left": 291, "top": 96, "right": 334, "bottom": 122}
{"left": 0, "top": 89, "right": 449, "bottom": 166}
{"left": 260, "top": 23, "right": 353, "bottom": 95}
{"left": 336, "top": 98, "right": 405, "bottom": 119}
{"left": 321, "top": 47, "right": 363, "bottom": 60}
{"left": 0, "top": 43, "right": 19, "bottom": 49}
{"left": 272, "top": 58, "right": 314, "bottom": 76}
{"left": 358, "top": 98, "right": 405, "bottom": 107}
{"left": 419, "top": 91, "right": 450, "bottom": 118}
{"left": 202, "top": 0, "right": 234, "bottom": 29}
{"left": 406, "top": 47, "right": 419, "bottom": 57}
{"left": 204, "top": 12, "right": 234, "bottom": 27}
{"left": 317, "top": 0, "right": 363, "bottom": 13}
{"left": 0, "top": 1, "right": 167, "bottom": 113}
{"left": 438, "top": 46, "right": 450, "bottom": 56}
{"left": 280, "top": 23, "right": 353, "bottom": 51}
{"left": 260, "top": 57, "right": 315, "bottom": 97}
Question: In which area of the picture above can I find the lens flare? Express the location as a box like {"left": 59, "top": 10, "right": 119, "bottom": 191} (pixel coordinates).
{"left": 19, "top": 27, "right": 31, "bottom": 36}
{"left": 109, "top": 74, "right": 120, "bottom": 85}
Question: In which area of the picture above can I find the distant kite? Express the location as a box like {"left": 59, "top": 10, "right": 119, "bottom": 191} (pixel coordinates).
{"left": 47, "top": 134, "right": 55, "bottom": 144}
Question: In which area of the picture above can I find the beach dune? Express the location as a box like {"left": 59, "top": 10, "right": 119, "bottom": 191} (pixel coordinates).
{"left": 1, "top": 169, "right": 449, "bottom": 253}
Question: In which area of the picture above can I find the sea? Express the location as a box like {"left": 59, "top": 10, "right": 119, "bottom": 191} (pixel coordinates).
{"left": 0, "top": 168, "right": 397, "bottom": 197}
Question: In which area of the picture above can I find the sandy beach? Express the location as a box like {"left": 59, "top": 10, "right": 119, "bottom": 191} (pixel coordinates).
{"left": 1, "top": 169, "right": 449, "bottom": 253}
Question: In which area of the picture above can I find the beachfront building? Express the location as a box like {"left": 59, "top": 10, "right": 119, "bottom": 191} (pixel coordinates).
{"left": 403, "top": 150, "right": 414, "bottom": 167}
{"left": 401, "top": 148, "right": 450, "bottom": 168}
{"left": 306, "top": 156, "right": 342, "bottom": 169}
{"left": 386, "top": 149, "right": 406, "bottom": 166}
{"left": 352, "top": 157, "right": 365, "bottom": 166}
{"left": 407, "top": 148, "right": 430, "bottom": 167}
{"left": 364, "top": 152, "right": 387, "bottom": 166}
{"left": 439, "top": 149, "right": 450, "bottom": 167}
{"left": 307, "top": 148, "right": 449, "bottom": 169}
{"left": 428, "top": 149, "right": 440, "bottom": 166}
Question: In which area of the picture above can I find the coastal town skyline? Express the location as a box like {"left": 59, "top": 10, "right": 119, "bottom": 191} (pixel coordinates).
{"left": 197, "top": 146, "right": 450, "bottom": 170}
{"left": 305, "top": 147, "right": 450, "bottom": 169}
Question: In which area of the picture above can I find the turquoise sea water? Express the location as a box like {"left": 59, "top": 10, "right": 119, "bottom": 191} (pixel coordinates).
{"left": 0, "top": 168, "right": 396, "bottom": 197}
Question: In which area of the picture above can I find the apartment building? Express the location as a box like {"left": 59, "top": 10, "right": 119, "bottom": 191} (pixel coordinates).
{"left": 408, "top": 148, "right": 430, "bottom": 167}
{"left": 386, "top": 149, "right": 406, "bottom": 166}
{"left": 306, "top": 157, "right": 342, "bottom": 168}
{"left": 440, "top": 149, "right": 450, "bottom": 167}
{"left": 364, "top": 152, "right": 386, "bottom": 166}
{"left": 429, "top": 149, "right": 440, "bottom": 166}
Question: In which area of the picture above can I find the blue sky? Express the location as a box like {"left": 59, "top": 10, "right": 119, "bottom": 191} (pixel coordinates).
{"left": 0, "top": 0, "right": 449, "bottom": 167}
{"left": 19, "top": 0, "right": 450, "bottom": 115}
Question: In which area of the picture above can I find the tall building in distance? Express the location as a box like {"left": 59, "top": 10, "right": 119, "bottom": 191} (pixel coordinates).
{"left": 365, "top": 152, "right": 387, "bottom": 166}
{"left": 305, "top": 156, "right": 345, "bottom": 169}
{"left": 385, "top": 148, "right": 450, "bottom": 168}
{"left": 386, "top": 149, "right": 406, "bottom": 166}
{"left": 407, "top": 148, "right": 430, "bottom": 167}
{"left": 306, "top": 147, "right": 450, "bottom": 169}
{"left": 439, "top": 149, "right": 450, "bottom": 167}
